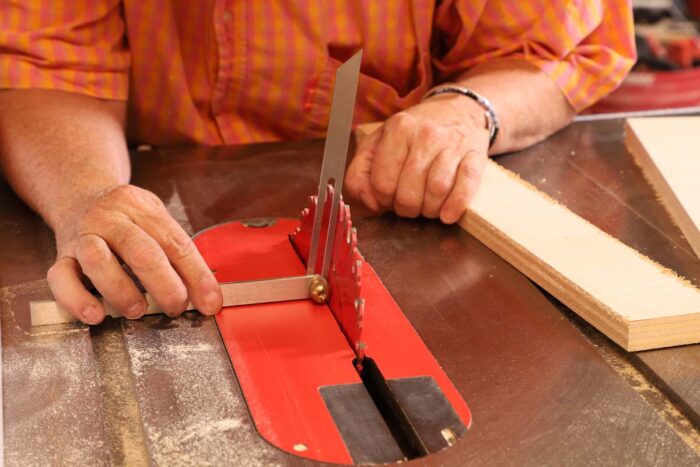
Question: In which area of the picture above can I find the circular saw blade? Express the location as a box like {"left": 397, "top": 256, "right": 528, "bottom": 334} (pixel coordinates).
{"left": 290, "top": 186, "right": 365, "bottom": 358}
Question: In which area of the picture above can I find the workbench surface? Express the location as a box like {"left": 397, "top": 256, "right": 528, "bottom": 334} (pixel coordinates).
{"left": 1, "top": 120, "right": 699, "bottom": 466}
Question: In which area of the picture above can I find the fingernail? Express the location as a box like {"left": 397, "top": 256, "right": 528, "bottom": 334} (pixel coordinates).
{"left": 360, "top": 192, "right": 379, "bottom": 212}
{"left": 82, "top": 306, "right": 103, "bottom": 324}
{"left": 441, "top": 212, "right": 458, "bottom": 224}
{"left": 126, "top": 301, "right": 146, "bottom": 319}
{"left": 204, "top": 290, "right": 221, "bottom": 315}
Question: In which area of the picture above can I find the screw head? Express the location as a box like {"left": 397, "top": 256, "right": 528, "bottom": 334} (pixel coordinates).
{"left": 309, "top": 277, "right": 329, "bottom": 304}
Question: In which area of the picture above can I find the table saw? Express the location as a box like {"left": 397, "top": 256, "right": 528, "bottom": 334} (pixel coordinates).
{"left": 1, "top": 76, "right": 700, "bottom": 465}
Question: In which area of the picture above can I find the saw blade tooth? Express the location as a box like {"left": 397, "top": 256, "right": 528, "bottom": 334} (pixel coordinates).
{"left": 348, "top": 222, "right": 357, "bottom": 245}
{"left": 291, "top": 194, "right": 323, "bottom": 260}
{"left": 356, "top": 340, "right": 366, "bottom": 361}
{"left": 355, "top": 297, "right": 364, "bottom": 324}
{"left": 338, "top": 201, "right": 347, "bottom": 223}
{"left": 348, "top": 247, "right": 360, "bottom": 275}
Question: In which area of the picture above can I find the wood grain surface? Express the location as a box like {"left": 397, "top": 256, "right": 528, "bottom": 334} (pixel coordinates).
{"left": 463, "top": 161, "right": 700, "bottom": 351}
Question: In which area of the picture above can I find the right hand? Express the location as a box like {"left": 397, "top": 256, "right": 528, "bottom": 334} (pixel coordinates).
{"left": 47, "top": 184, "right": 222, "bottom": 324}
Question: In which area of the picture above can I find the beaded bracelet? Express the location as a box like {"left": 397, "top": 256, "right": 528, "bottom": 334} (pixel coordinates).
{"left": 423, "top": 85, "right": 500, "bottom": 147}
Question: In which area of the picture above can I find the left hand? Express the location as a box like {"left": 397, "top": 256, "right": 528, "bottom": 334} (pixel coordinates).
{"left": 345, "top": 95, "right": 490, "bottom": 224}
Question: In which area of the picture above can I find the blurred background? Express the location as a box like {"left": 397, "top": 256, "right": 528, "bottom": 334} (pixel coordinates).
{"left": 588, "top": 0, "right": 700, "bottom": 114}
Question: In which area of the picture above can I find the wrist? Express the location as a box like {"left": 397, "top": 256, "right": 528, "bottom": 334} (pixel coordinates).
{"left": 423, "top": 85, "right": 499, "bottom": 147}
{"left": 48, "top": 183, "right": 123, "bottom": 237}
{"left": 425, "top": 92, "right": 485, "bottom": 125}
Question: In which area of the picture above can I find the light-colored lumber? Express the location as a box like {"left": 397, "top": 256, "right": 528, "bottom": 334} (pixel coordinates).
{"left": 463, "top": 162, "right": 700, "bottom": 351}
{"left": 625, "top": 117, "right": 700, "bottom": 259}
{"left": 356, "top": 122, "right": 700, "bottom": 351}
{"left": 30, "top": 295, "right": 165, "bottom": 327}
{"left": 30, "top": 275, "right": 316, "bottom": 326}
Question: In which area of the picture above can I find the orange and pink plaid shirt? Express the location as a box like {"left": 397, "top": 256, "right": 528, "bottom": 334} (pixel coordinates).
{"left": 0, "top": 1, "right": 636, "bottom": 146}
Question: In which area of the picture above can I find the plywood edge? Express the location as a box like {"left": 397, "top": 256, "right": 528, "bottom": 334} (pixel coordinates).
{"left": 628, "top": 313, "right": 700, "bottom": 351}
{"left": 461, "top": 160, "right": 700, "bottom": 351}
{"left": 624, "top": 119, "right": 700, "bottom": 259}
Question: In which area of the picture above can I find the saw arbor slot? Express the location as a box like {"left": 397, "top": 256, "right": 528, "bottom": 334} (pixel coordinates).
{"left": 354, "top": 358, "right": 467, "bottom": 460}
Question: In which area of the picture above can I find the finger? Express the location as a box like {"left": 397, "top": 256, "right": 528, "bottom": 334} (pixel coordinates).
{"left": 422, "top": 149, "right": 461, "bottom": 219}
{"left": 76, "top": 234, "right": 147, "bottom": 319}
{"left": 47, "top": 257, "right": 105, "bottom": 324}
{"left": 440, "top": 150, "right": 487, "bottom": 224}
{"left": 134, "top": 206, "right": 222, "bottom": 316}
{"left": 346, "top": 129, "right": 382, "bottom": 212}
{"left": 370, "top": 113, "right": 415, "bottom": 209}
{"left": 393, "top": 126, "right": 445, "bottom": 218}
{"left": 100, "top": 219, "right": 189, "bottom": 317}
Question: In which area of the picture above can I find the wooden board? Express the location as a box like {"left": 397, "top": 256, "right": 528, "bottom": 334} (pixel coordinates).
{"left": 625, "top": 117, "right": 700, "bottom": 259}
{"left": 30, "top": 295, "right": 166, "bottom": 327}
{"left": 463, "top": 161, "right": 700, "bottom": 351}
{"left": 356, "top": 122, "right": 700, "bottom": 351}
{"left": 30, "top": 277, "right": 313, "bottom": 326}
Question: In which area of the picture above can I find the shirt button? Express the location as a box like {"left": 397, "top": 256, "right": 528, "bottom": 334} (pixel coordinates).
{"left": 222, "top": 10, "right": 232, "bottom": 22}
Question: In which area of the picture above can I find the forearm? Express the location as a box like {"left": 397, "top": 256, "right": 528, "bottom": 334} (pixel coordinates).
{"left": 0, "top": 89, "right": 130, "bottom": 234}
{"left": 452, "top": 58, "right": 576, "bottom": 155}
{"left": 0, "top": 89, "right": 222, "bottom": 322}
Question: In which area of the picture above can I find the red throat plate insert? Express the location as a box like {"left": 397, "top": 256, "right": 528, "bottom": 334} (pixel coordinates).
{"left": 193, "top": 197, "right": 471, "bottom": 465}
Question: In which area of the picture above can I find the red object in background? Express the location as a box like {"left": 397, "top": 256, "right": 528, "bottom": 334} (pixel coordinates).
{"left": 194, "top": 218, "right": 471, "bottom": 464}
{"left": 667, "top": 37, "right": 700, "bottom": 68}
{"left": 587, "top": 67, "right": 700, "bottom": 113}
{"left": 688, "top": 0, "right": 700, "bottom": 19}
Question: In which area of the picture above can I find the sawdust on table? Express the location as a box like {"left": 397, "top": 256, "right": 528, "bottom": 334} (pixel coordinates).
{"left": 122, "top": 315, "right": 284, "bottom": 467}
{"left": 1, "top": 281, "right": 110, "bottom": 466}
{"left": 91, "top": 320, "right": 150, "bottom": 466}
{"left": 560, "top": 303, "right": 700, "bottom": 456}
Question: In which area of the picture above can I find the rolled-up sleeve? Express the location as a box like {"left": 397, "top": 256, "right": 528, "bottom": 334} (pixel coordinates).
{"left": 0, "top": 0, "right": 130, "bottom": 100}
{"left": 433, "top": 0, "right": 637, "bottom": 111}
